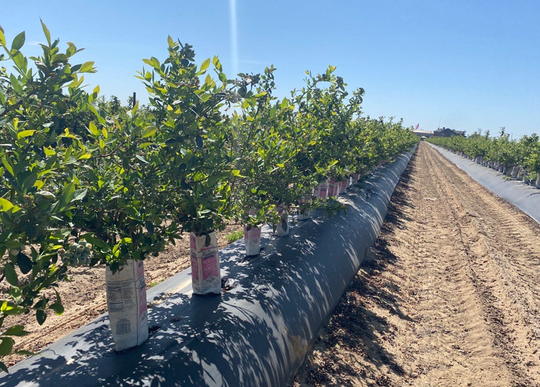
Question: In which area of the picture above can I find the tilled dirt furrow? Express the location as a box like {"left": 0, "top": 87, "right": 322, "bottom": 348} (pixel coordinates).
{"left": 293, "top": 142, "right": 540, "bottom": 387}
{"left": 423, "top": 146, "right": 536, "bottom": 386}
{"left": 426, "top": 145, "right": 540, "bottom": 384}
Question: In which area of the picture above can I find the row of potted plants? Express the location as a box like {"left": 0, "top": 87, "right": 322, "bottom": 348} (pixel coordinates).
{"left": 428, "top": 129, "right": 540, "bottom": 187}
{"left": 0, "top": 24, "right": 418, "bottom": 359}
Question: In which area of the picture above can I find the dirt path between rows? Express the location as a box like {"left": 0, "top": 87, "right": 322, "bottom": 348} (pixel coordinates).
{"left": 3, "top": 224, "right": 241, "bottom": 368}
{"left": 292, "top": 142, "right": 540, "bottom": 387}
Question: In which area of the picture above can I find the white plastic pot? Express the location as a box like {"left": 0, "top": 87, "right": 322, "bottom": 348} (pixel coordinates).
{"left": 190, "top": 232, "right": 221, "bottom": 295}
{"left": 105, "top": 259, "right": 148, "bottom": 351}
{"left": 244, "top": 225, "right": 261, "bottom": 256}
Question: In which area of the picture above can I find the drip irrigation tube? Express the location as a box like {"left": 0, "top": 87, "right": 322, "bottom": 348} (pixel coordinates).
{"left": 429, "top": 143, "right": 540, "bottom": 224}
{"left": 0, "top": 148, "right": 415, "bottom": 387}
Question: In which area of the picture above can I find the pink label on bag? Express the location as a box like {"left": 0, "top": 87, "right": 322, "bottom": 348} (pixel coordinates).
{"left": 201, "top": 247, "right": 219, "bottom": 280}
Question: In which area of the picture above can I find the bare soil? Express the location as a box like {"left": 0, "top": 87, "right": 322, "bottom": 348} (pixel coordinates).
{"left": 3, "top": 224, "right": 241, "bottom": 367}
{"left": 292, "top": 142, "right": 540, "bottom": 387}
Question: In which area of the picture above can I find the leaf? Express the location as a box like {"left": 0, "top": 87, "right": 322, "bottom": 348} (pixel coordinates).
{"left": 3, "top": 325, "right": 28, "bottom": 337}
{"left": 88, "top": 122, "right": 98, "bottom": 136}
{"left": 80, "top": 234, "right": 111, "bottom": 252}
{"left": 9, "top": 74, "right": 22, "bottom": 94}
{"left": 142, "top": 126, "right": 157, "bottom": 138}
{"left": 3, "top": 264, "right": 18, "bottom": 286}
{"left": 49, "top": 298, "right": 64, "bottom": 315}
{"left": 231, "top": 170, "right": 246, "bottom": 178}
{"left": 11, "top": 31, "right": 25, "bottom": 51}
{"left": 212, "top": 56, "right": 223, "bottom": 72}
{"left": 199, "top": 58, "right": 211, "bottom": 73}
{"left": 17, "top": 130, "right": 35, "bottom": 139}
{"left": 0, "top": 28, "right": 5, "bottom": 46}
{"left": 36, "top": 310, "right": 47, "bottom": 325}
{"left": 135, "top": 155, "right": 148, "bottom": 164}
{"left": 21, "top": 172, "right": 37, "bottom": 192}
{"left": 43, "top": 146, "right": 56, "bottom": 156}
{"left": 1, "top": 158, "right": 13, "bottom": 176}
{"left": 72, "top": 188, "right": 87, "bottom": 202}
{"left": 40, "top": 19, "right": 51, "bottom": 44}
{"left": 0, "top": 198, "right": 14, "bottom": 212}
{"left": 79, "top": 61, "right": 95, "bottom": 73}
{"left": 0, "top": 337, "right": 14, "bottom": 356}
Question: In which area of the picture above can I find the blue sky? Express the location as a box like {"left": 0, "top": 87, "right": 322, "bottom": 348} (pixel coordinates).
{"left": 2, "top": 0, "right": 539, "bottom": 138}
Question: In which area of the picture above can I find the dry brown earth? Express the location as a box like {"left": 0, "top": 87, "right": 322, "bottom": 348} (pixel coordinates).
{"left": 293, "top": 142, "right": 540, "bottom": 387}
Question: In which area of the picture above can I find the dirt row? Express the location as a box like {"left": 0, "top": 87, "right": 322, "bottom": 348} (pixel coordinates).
{"left": 292, "top": 142, "right": 540, "bottom": 387}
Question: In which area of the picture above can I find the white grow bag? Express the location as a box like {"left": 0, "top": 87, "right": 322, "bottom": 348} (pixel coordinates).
{"left": 190, "top": 232, "right": 221, "bottom": 295}
{"left": 244, "top": 225, "right": 262, "bottom": 256}
{"left": 105, "top": 259, "right": 149, "bottom": 351}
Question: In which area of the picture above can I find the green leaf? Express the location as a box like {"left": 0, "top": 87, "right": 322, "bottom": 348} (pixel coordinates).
{"left": 17, "top": 130, "right": 35, "bottom": 139}
{"left": 49, "top": 299, "right": 64, "bottom": 316}
{"left": 1, "top": 158, "right": 13, "bottom": 176}
{"left": 40, "top": 19, "right": 51, "bottom": 45}
{"left": 79, "top": 61, "right": 95, "bottom": 73}
{"left": 3, "top": 325, "right": 28, "bottom": 337}
{"left": 231, "top": 170, "right": 246, "bottom": 178}
{"left": 0, "top": 337, "right": 14, "bottom": 356}
{"left": 142, "top": 126, "right": 157, "bottom": 138}
{"left": 9, "top": 74, "right": 22, "bottom": 94}
{"left": 0, "top": 198, "right": 14, "bottom": 212}
{"left": 212, "top": 56, "right": 222, "bottom": 72}
{"left": 36, "top": 310, "right": 47, "bottom": 325}
{"left": 0, "top": 28, "right": 6, "bottom": 46}
{"left": 199, "top": 58, "right": 211, "bottom": 73}
{"left": 3, "top": 264, "right": 18, "bottom": 286}
{"left": 72, "top": 188, "right": 87, "bottom": 202}
{"left": 135, "top": 155, "right": 148, "bottom": 164}
{"left": 80, "top": 234, "right": 111, "bottom": 252}
{"left": 12, "top": 52, "right": 26, "bottom": 71}
{"left": 43, "top": 146, "right": 56, "bottom": 157}
{"left": 11, "top": 31, "right": 25, "bottom": 51}
{"left": 21, "top": 172, "right": 37, "bottom": 192}
{"left": 88, "top": 122, "right": 98, "bottom": 136}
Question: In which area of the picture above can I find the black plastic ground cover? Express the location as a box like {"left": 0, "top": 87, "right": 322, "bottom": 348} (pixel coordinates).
{"left": 429, "top": 143, "right": 540, "bottom": 224}
{"left": 0, "top": 149, "right": 415, "bottom": 387}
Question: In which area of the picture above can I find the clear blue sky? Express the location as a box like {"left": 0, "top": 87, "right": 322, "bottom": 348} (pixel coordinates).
{"left": 2, "top": 0, "right": 539, "bottom": 138}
